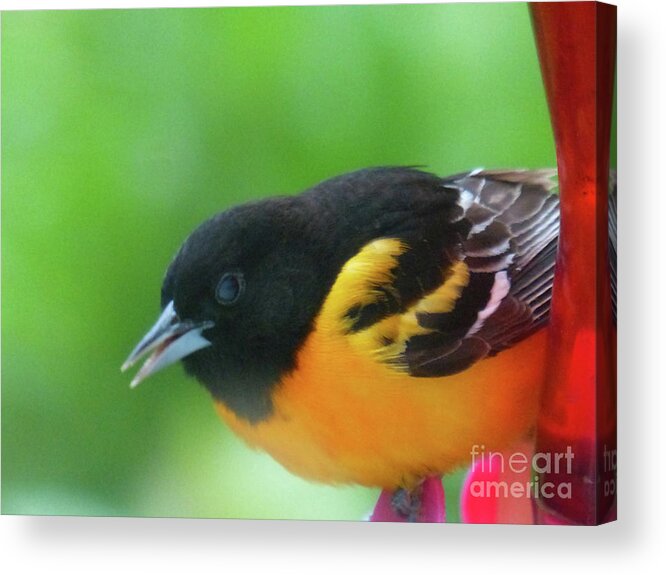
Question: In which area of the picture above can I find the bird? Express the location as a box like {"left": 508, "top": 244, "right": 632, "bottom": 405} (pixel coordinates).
{"left": 122, "top": 166, "right": 562, "bottom": 520}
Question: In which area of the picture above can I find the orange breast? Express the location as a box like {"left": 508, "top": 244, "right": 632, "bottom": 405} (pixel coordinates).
{"left": 215, "top": 326, "right": 547, "bottom": 490}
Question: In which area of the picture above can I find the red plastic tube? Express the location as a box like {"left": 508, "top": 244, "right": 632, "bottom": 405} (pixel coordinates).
{"left": 530, "top": 2, "right": 616, "bottom": 525}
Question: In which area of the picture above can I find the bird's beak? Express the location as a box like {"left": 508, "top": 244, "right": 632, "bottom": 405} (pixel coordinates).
{"left": 121, "top": 300, "right": 214, "bottom": 389}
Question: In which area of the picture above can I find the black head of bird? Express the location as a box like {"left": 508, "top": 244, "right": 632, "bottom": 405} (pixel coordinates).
{"left": 123, "top": 196, "right": 327, "bottom": 420}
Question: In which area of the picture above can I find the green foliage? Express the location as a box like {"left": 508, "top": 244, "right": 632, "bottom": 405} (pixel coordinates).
{"left": 1, "top": 3, "right": 554, "bottom": 519}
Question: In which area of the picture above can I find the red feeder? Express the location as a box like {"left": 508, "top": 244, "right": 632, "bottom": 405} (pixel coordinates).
{"left": 530, "top": 1, "right": 616, "bottom": 525}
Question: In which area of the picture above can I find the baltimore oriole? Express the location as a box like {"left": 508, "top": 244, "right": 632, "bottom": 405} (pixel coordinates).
{"left": 122, "top": 167, "right": 561, "bottom": 519}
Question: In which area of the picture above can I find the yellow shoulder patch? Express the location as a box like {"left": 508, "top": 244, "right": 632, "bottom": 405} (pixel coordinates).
{"left": 314, "top": 238, "right": 470, "bottom": 367}
{"left": 316, "top": 238, "right": 407, "bottom": 334}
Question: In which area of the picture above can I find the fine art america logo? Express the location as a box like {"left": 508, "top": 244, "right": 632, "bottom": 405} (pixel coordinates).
{"left": 469, "top": 445, "right": 574, "bottom": 500}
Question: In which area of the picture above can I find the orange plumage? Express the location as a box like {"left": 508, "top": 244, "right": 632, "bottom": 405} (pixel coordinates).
{"left": 216, "top": 235, "right": 548, "bottom": 489}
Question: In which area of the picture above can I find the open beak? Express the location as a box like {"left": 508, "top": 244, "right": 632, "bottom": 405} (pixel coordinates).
{"left": 121, "top": 300, "right": 214, "bottom": 389}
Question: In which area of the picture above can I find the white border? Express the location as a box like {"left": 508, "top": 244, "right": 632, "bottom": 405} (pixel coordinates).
{"left": 3, "top": 0, "right": 665, "bottom": 573}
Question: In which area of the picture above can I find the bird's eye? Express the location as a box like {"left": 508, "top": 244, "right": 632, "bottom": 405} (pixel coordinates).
{"left": 215, "top": 272, "right": 245, "bottom": 306}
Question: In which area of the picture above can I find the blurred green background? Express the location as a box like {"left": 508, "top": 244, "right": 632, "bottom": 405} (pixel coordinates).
{"left": 1, "top": 3, "right": 554, "bottom": 520}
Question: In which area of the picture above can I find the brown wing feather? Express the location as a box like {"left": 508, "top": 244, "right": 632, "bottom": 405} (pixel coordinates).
{"left": 404, "top": 169, "right": 559, "bottom": 377}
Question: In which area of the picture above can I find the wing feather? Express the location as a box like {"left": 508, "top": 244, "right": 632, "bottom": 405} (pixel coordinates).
{"left": 401, "top": 169, "right": 559, "bottom": 376}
